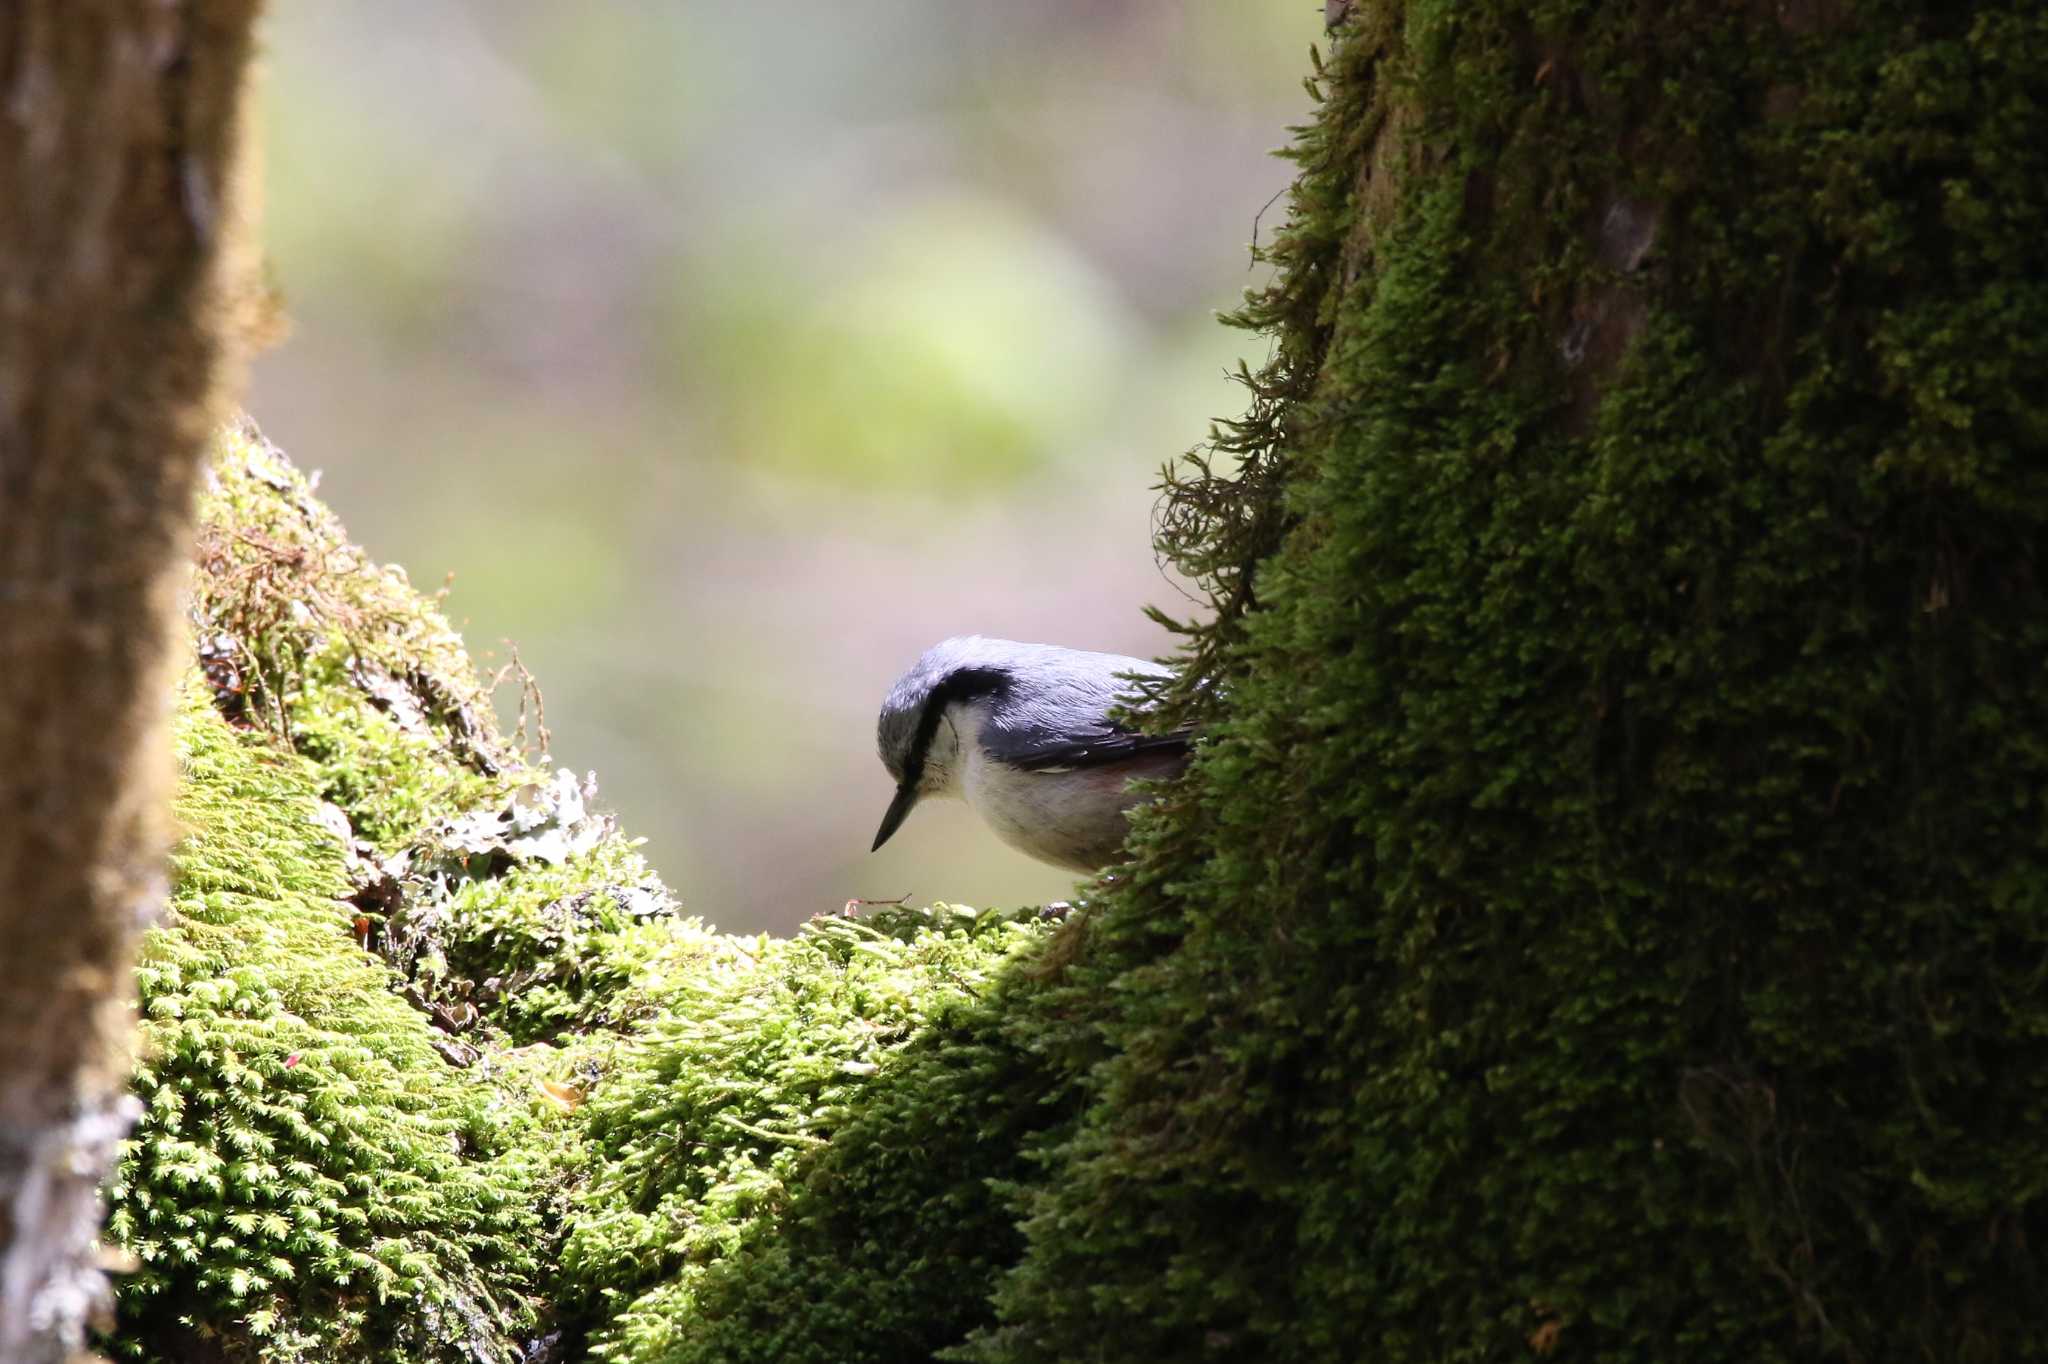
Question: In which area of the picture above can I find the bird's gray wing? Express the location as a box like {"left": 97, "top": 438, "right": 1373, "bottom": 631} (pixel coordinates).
{"left": 982, "top": 723, "right": 1194, "bottom": 773}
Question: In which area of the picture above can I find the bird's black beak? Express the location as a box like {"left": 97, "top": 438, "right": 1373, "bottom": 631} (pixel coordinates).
{"left": 871, "top": 783, "right": 920, "bottom": 852}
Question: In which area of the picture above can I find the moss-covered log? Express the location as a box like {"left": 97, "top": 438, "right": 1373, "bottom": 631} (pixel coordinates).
{"left": 972, "top": 4, "right": 2048, "bottom": 1361}
{"left": 0, "top": 6, "right": 266, "bottom": 1361}
{"left": 98, "top": 427, "right": 1068, "bottom": 1362}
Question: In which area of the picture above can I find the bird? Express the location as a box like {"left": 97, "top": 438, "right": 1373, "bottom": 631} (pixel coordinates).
{"left": 871, "top": 636, "right": 1191, "bottom": 873}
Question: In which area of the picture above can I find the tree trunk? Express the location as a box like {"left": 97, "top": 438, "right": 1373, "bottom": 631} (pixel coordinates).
{"left": 0, "top": 5, "right": 264, "bottom": 1360}
{"left": 980, "top": 3, "right": 2048, "bottom": 1360}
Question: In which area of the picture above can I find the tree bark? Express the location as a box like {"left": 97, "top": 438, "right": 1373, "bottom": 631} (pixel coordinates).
{"left": 0, "top": 5, "right": 264, "bottom": 1360}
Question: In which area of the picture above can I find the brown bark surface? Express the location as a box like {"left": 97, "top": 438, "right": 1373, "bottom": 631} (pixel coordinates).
{"left": 0, "top": 4, "right": 264, "bottom": 1359}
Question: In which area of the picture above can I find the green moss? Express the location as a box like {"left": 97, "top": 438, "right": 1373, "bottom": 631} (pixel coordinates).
{"left": 285, "top": 640, "right": 498, "bottom": 851}
{"left": 121, "top": 423, "right": 1080, "bottom": 1361}
{"left": 974, "top": 4, "right": 2048, "bottom": 1362}
{"left": 124, "top": 9, "right": 2048, "bottom": 1355}
{"left": 107, "top": 685, "right": 548, "bottom": 1364}
{"left": 107, "top": 427, "right": 689, "bottom": 1362}
{"left": 426, "top": 839, "right": 683, "bottom": 1042}
{"left": 193, "top": 422, "right": 514, "bottom": 849}
{"left": 561, "top": 905, "right": 1065, "bottom": 1364}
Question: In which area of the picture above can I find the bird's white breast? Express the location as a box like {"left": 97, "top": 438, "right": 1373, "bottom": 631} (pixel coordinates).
{"left": 959, "top": 724, "right": 1173, "bottom": 874}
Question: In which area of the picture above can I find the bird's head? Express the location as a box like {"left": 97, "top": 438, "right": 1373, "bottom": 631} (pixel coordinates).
{"left": 871, "top": 637, "right": 1011, "bottom": 851}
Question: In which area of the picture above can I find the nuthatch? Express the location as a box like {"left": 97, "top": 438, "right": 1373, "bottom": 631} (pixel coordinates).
{"left": 871, "top": 636, "right": 1190, "bottom": 873}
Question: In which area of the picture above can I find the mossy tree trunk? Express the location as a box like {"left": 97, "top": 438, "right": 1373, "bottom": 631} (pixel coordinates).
{"left": 977, "top": 3, "right": 2048, "bottom": 1361}
{"left": 0, "top": 5, "right": 264, "bottom": 1360}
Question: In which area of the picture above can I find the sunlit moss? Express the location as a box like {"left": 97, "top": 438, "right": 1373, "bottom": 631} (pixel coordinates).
{"left": 108, "top": 685, "right": 546, "bottom": 1364}
{"left": 283, "top": 642, "right": 496, "bottom": 851}
{"left": 193, "top": 422, "right": 503, "bottom": 776}
{"left": 115, "top": 424, "right": 1072, "bottom": 1363}
{"left": 427, "top": 839, "right": 682, "bottom": 1043}
{"left": 560, "top": 904, "right": 1067, "bottom": 1364}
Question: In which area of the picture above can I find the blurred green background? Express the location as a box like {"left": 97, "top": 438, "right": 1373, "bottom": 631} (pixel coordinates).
{"left": 251, "top": 2, "right": 1321, "bottom": 931}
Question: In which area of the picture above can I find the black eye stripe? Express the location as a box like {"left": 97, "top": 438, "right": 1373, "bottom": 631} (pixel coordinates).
{"left": 901, "top": 667, "right": 1008, "bottom": 787}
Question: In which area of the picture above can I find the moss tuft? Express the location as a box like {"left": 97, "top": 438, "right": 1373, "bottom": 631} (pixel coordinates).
{"left": 109, "top": 685, "right": 545, "bottom": 1364}
{"left": 105, "top": 427, "right": 676, "bottom": 1362}
{"left": 561, "top": 905, "right": 1066, "bottom": 1364}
